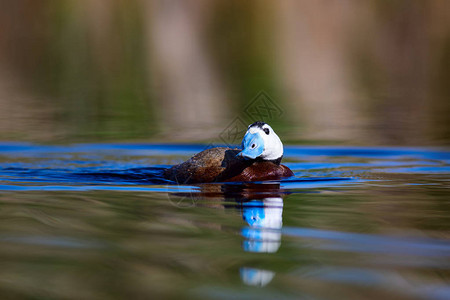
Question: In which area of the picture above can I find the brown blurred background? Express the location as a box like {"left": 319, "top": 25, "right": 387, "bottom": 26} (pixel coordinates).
{"left": 0, "top": 0, "right": 449, "bottom": 145}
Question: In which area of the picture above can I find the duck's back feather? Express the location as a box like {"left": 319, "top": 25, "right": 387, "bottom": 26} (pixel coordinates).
{"left": 163, "top": 147, "right": 242, "bottom": 183}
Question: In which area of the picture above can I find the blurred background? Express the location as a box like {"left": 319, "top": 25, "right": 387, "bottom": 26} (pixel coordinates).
{"left": 0, "top": 0, "right": 449, "bottom": 145}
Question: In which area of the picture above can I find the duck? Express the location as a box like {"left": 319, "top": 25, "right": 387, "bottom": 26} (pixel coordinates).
{"left": 163, "top": 121, "right": 294, "bottom": 183}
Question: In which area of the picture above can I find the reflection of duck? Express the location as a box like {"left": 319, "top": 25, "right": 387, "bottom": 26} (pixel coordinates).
{"left": 166, "top": 182, "right": 284, "bottom": 287}
{"left": 240, "top": 267, "right": 275, "bottom": 287}
{"left": 163, "top": 122, "right": 293, "bottom": 183}
{"left": 241, "top": 197, "right": 283, "bottom": 253}
{"left": 239, "top": 193, "right": 284, "bottom": 287}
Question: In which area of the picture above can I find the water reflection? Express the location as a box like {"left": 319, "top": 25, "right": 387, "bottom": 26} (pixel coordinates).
{"left": 168, "top": 182, "right": 285, "bottom": 287}
{"left": 238, "top": 192, "right": 284, "bottom": 287}
{"left": 240, "top": 267, "right": 276, "bottom": 287}
{"left": 241, "top": 197, "right": 283, "bottom": 253}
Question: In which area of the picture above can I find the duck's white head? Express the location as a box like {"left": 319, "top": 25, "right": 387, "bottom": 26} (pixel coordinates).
{"left": 238, "top": 121, "right": 283, "bottom": 162}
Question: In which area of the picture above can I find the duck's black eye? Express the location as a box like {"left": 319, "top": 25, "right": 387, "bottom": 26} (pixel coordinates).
{"left": 263, "top": 128, "right": 270, "bottom": 135}
{"left": 251, "top": 144, "right": 256, "bottom": 149}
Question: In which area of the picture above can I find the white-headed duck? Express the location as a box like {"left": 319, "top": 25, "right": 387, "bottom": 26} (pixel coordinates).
{"left": 163, "top": 121, "right": 294, "bottom": 183}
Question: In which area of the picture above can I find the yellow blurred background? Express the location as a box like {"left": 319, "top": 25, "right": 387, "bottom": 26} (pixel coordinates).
{"left": 0, "top": 0, "right": 449, "bottom": 145}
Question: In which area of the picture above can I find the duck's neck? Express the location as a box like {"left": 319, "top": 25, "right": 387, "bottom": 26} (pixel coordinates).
{"left": 254, "top": 156, "right": 283, "bottom": 165}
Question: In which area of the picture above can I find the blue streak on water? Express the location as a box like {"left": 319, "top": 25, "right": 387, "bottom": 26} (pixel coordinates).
{"left": 282, "top": 227, "right": 450, "bottom": 257}
{"left": 0, "top": 142, "right": 448, "bottom": 191}
{"left": 0, "top": 184, "right": 199, "bottom": 192}
{"left": 1, "top": 142, "right": 449, "bottom": 158}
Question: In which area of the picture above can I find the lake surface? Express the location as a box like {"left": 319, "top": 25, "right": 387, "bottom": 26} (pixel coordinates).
{"left": 0, "top": 143, "right": 449, "bottom": 299}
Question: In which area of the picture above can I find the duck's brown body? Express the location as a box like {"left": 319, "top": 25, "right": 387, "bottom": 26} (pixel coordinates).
{"left": 163, "top": 147, "right": 293, "bottom": 184}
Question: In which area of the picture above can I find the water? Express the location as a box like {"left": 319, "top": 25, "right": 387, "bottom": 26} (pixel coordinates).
{"left": 0, "top": 143, "right": 449, "bottom": 299}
